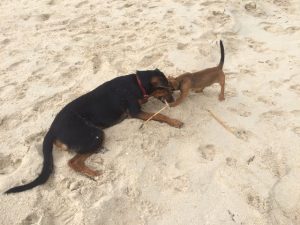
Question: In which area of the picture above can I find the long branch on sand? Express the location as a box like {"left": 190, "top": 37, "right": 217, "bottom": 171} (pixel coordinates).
{"left": 207, "top": 109, "right": 235, "bottom": 136}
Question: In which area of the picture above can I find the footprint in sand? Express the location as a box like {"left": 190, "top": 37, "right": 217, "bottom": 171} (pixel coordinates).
{"left": 257, "top": 59, "right": 279, "bottom": 70}
{"left": 290, "top": 110, "right": 300, "bottom": 117}
{"left": 259, "top": 109, "right": 291, "bottom": 129}
{"left": 269, "top": 80, "right": 282, "bottom": 89}
{"left": 262, "top": 23, "right": 300, "bottom": 35}
{"left": 259, "top": 148, "right": 287, "bottom": 178}
{"left": 25, "top": 131, "right": 46, "bottom": 145}
{"left": 20, "top": 14, "right": 31, "bottom": 21}
{"left": 177, "top": 42, "right": 188, "bottom": 50}
{"left": 16, "top": 83, "right": 29, "bottom": 100}
{"left": 200, "top": 1, "right": 222, "bottom": 6}
{"left": 246, "top": 38, "right": 267, "bottom": 53}
{"left": 232, "top": 128, "right": 252, "bottom": 141}
{"left": 41, "top": 197, "right": 80, "bottom": 225}
{"left": 225, "top": 87, "right": 238, "bottom": 98}
{"left": 246, "top": 191, "right": 270, "bottom": 213}
{"left": 198, "top": 144, "right": 216, "bottom": 161}
{"left": 165, "top": 175, "right": 190, "bottom": 193}
{"left": 273, "top": 0, "right": 293, "bottom": 12}
{"left": 163, "top": 9, "right": 174, "bottom": 20}
{"left": 244, "top": 2, "right": 257, "bottom": 12}
{"left": 290, "top": 84, "right": 300, "bottom": 95}
{"left": 242, "top": 90, "right": 255, "bottom": 97}
{"left": 48, "top": 0, "right": 56, "bottom": 5}
{"left": 227, "top": 106, "right": 252, "bottom": 117}
{"left": 61, "top": 177, "right": 84, "bottom": 192}
{"left": 0, "top": 153, "right": 22, "bottom": 175}
{"left": 259, "top": 110, "right": 285, "bottom": 119}
{"left": 75, "top": 0, "right": 89, "bottom": 8}
{"left": 226, "top": 157, "right": 237, "bottom": 167}
{"left": 1, "top": 38, "right": 10, "bottom": 46}
{"left": 20, "top": 213, "right": 40, "bottom": 225}
{"left": 138, "top": 53, "right": 163, "bottom": 67}
{"left": 285, "top": 26, "right": 300, "bottom": 34}
{"left": 238, "top": 65, "right": 255, "bottom": 76}
{"left": 37, "top": 14, "right": 51, "bottom": 22}
{"left": 257, "top": 96, "right": 276, "bottom": 106}
{"left": 207, "top": 11, "right": 231, "bottom": 26}
{"left": 91, "top": 54, "right": 101, "bottom": 74}
{"left": 292, "top": 127, "right": 300, "bottom": 136}
{"left": 6, "top": 60, "right": 27, "bottom": 71}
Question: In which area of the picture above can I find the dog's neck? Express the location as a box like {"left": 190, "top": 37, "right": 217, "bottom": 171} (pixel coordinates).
{"left": 136, "top": 73, "right": 153, "bottom": 95}
{"left": 135, "top": 74, "right": 150, "bottom": 99}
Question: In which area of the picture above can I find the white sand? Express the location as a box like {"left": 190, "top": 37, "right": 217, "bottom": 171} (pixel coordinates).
{"left": 1, "top": 0, "right": 300, "bottom": 224}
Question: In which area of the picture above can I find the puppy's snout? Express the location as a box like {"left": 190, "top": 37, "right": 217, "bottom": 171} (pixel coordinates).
{"left": 164, "top": 94, "right": 174, "bottom": 103}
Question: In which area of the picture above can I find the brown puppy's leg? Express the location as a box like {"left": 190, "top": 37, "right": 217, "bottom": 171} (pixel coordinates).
{"left": 136, "top": 112, "right": 183, "bottom": 128}
{"left": 68, "top": 153, "right": 102, "bottom": 177}
{"left": 194, "top": 88, "right": 204, "bottom": 93}
{"left": 218, "top": 71, "right": 225, "bottom": 101}
{"left": 170, "top": 79, "right": 191, "bottom": 107}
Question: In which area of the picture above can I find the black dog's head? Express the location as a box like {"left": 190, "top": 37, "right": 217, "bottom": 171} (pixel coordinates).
{"left": 137, "top": 69, "right": 174, "bottom": 103}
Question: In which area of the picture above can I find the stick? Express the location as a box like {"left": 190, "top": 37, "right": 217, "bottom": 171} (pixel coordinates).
{"left": 164, "top": 99, "right": 170, "bottom": 109}
{"left": 139, "top": 101, "right": 169, "bottom": 129}
{"left": 207, "top": 109, "right": 235, "bottom": 136}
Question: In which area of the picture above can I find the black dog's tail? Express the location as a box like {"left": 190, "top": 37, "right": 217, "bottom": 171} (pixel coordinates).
{"left": 218, "top": 40, "right": 225, "bottom": 69}
{"left": 5, "top": 130, "right": 55, "bottom": 194}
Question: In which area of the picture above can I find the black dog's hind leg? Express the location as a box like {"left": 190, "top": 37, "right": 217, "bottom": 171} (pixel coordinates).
{"left": 68, "top": 153, "right": 102, "bottom": 177}
{"left": 53, "top": 112, "right": 105, "bottom": 177}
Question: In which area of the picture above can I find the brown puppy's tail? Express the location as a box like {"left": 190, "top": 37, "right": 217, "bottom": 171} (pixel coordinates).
{"left": 218, "top": 40, "right": 225, "bottom": 69}
{"left": 5, "top": 130, "right": 55, "bottom": 194}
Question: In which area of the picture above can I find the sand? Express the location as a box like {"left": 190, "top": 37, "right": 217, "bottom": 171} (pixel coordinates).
{"left": 1, "top": 0, "right": 300, "bottom": 224}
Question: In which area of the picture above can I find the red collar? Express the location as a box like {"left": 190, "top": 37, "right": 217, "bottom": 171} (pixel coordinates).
{"left": 136, "top": 74, "right": 149, "bottom": 100}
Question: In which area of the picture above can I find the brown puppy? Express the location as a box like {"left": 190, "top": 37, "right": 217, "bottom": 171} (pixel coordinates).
{"left": 168, "top": 40, "right": 225, "bottom": 107}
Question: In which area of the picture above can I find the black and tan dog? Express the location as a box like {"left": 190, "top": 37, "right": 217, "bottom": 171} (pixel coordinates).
{"left": 5, "top": 69, "right": 183, "bottom": 194}
{"left": 168, "top": 41, "right": 225, "bottom": 107}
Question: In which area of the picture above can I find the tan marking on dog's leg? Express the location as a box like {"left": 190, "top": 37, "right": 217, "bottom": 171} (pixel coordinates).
{"left": 68, "top": 153, "right": 102, "bottom": 177}
{"left": 54, "top": 139, "right": 69, "bottom": 151}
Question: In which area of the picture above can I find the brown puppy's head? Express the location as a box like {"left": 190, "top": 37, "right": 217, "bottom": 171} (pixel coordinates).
{"left": 167, "top": 76, "right": 180, "bottom": 90}
{"left": 137, "top": 69, "right": 174, "bottom": 103}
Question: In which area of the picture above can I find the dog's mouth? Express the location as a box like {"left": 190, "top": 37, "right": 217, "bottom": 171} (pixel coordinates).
{"left": 152, "top": 86, "right": 174, "bottom": 103}
{"left": 158, "top": 95, "right": 174, "bottom": 103}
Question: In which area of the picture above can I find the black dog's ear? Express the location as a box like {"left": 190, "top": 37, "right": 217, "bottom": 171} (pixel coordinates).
{"left": 154, "top": 68, "right": 162, "bottom": 74}
{"left": 136, "top": 70, "right": 147, "bottom": 77}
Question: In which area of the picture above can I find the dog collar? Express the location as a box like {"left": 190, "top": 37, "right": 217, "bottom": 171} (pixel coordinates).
{"left": 136, "top": 74, "right": 149, "bottom": 100}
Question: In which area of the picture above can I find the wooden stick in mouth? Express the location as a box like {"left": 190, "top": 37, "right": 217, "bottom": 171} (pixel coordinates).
{"left": 139, "top": 100, "right": 169, "bottom": 129}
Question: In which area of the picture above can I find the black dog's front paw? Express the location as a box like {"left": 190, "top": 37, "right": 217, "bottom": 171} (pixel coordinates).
{"left": 171, "top": 119, "right": 184, "bottom": 128}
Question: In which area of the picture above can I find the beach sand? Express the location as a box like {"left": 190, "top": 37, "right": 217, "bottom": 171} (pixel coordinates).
{"left": 1, "top": 0, "right": 300, "bottom": 224}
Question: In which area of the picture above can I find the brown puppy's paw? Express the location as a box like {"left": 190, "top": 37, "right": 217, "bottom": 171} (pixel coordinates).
{"left": 218, "top": 95, "right": 225, "bottom": 101}
{"left": 169, "top": 101, "right": 179, "bottom": 107}
{"left": 170, "top": 119, "right": 184, "bottom": 128}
